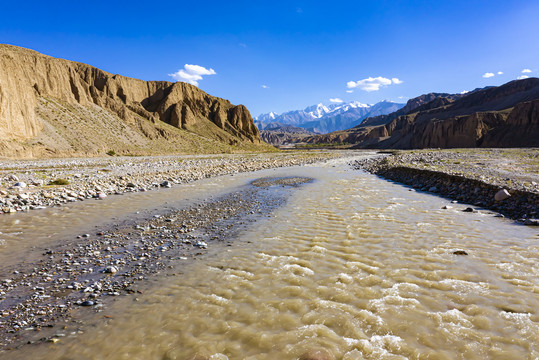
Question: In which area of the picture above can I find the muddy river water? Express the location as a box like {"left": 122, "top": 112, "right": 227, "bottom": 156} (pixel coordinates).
{"left": 2, "top": 154, "right": 538, "bottom": 359}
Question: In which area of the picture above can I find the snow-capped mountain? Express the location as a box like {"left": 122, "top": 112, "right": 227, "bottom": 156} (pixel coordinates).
{"left": 255, "top": 100, "right": 404, "bottom": 134}
{"left": 255, "top": 111, "right": 279, "bottom": 122}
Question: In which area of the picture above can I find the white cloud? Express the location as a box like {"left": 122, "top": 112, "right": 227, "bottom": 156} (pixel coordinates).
{"left": 482, "top": 72, "right": 495, "bottom": 78}
{"left": 346, "top": 76, "right": 402, "bottom": 92}
{"left": 346, "top": 90, "right": 354, "bottom": 93}
{"left": 517, "top": 75, "right": 530, "bottom": 80}
{"left": 329, "top": 98, "right": 343, "bottom": 103}
{"left": 522, "top": 68, "right": 532, "bottom": 73}
{"left": 168, "top": 64, "right": 216, "bottom": 86}
{"left": 460, "top": 90, "right": 469, "bottom": 94}
{"left": 261, "top": 85, "right": 269, "bottom": 89}
{"left": 497, "top": 71, "right": 503, "bottom": 75}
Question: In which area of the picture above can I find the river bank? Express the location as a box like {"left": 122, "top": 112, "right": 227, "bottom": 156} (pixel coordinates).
{"left": 0, "top": 174, "right": 313, "bottom": 351}
{"left": 352, "top": 148, "right": 539, "bottom": 223}
{"left": 0, "top": 151, "right": 349, "bottom": 351}
{"left": 2, "top": 152, "right": 538, "bottom": 359}
{"left": 0, "top": 151, "right": 342, "bottom": 215}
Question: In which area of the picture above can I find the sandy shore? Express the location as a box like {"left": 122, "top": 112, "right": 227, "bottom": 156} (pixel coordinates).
{"left": 353, "top": 148, "right": 539, "bottom": 223}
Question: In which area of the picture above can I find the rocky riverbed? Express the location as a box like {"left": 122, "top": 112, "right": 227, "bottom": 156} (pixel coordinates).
{"left": 353, "top": 148, "right": 539, "bottom": 223}
{"left": 0, "top": 152, "right": 342, "bottom": 215}
{"left": 0, "top": 175, "right": 313, "bottom": 351}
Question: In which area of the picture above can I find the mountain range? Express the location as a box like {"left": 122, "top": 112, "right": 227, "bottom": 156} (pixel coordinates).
{"left": 255, "top": 100, "right": 404, "bottom": 134}
{"left": 301, "top": 78, "right": 539, "bottom": 149}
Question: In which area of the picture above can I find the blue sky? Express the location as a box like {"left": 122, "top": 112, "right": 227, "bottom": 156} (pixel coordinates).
{"left": 1, "top": 1, "right": 538, "bottom": 116}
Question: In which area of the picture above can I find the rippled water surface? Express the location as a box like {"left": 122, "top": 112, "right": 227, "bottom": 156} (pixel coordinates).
{"left": 7, "top": 155, "right": 539, "bottom": 359}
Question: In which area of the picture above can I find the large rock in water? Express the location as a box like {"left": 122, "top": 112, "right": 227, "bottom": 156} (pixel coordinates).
{"left": 0, "top": 44, "right": 261, "bottom": 157}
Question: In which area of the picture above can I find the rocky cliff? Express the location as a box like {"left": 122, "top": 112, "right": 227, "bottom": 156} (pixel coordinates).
{"left": 356, "top": 92, "right": 465, "bottom": 128}
{"left": 301, "top": 79, "right": 539, "bottom": 149}
{"left": 0, "top": 44, "right": 263, "bottom": 157}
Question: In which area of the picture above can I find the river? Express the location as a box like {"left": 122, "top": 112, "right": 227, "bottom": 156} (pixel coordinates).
{"left": 3, "top": 154, "right": 538, "bottom": 359}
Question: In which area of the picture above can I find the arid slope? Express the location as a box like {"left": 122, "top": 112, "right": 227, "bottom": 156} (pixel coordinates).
{"left": 0, "top": 44, "right": 268, "bottom": 158}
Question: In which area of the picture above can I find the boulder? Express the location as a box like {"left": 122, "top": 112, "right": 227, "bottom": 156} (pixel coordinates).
{"left": 494, "top": 189, "right": 511, "bottom": 201}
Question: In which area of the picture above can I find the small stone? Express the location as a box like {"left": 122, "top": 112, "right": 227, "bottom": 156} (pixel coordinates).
{"left": 494, "top": 189, "right": 511, "bottom": 201}
{"left": 82, "top": 234, "right": 90, "bottom": 238}
{"left": 462, "top": 207, "right": 475, "bottom": 213}
{"left": 8, "top": 174, "right": 19, "bottom": 182}
{"left": 160, "top": 181, "right": 172, "bottom": 188}
{"left": 523, "top": 219, "right": 538, "bottom": 226}
{"left": 13, "top": 182, "right": 27, "bottom": 188}
{"left": 441, "top": 205, "right": 451, "bottom": 210}
{"left": 193, "top": 241, "right": 207, "bottom": 249}
{"left": 104, "top": 266, "right": 118, "bottom": 274}
{"left": 97, "top": 193, "right": 107, "bottom": 199}
{"left": 80, "top": 300, "right": 95, "bottom": 306}
{"left": 453, "top": 250, "right": 468, "bottom": 255}
{"left": 428, "top": 186, "right": 437, "bottom": 192}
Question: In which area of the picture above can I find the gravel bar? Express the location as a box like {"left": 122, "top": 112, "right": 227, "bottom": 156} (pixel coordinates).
{"left": 0, "top": 176, "right": 313, "bottom": 351}
{"left": 352, "top": 148, "right": 539, "bottom": 223}
{"left": 0, "top": 152, "right": 343, "bottom": 215}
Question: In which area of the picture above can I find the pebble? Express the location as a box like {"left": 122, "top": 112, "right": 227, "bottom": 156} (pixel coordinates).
{"left": 194, "top": 241, "right": 208, "bottom": 249}
{"left": 494, "top": 189, "right": 511, "bottom": 201}
{"left": 104, "top": 266, "right": 118, "bottom": 274}
{"left": 523, "top": 218, "right": 538, "bottom": 226}
{"left": 453, "top": 250, "right": 468, "bottom": 255}
{"left": 160, "top": 181, "right": 172, "bottom": 188}
{"left": 79, "top": 300, "right": 95, "bottom": 306}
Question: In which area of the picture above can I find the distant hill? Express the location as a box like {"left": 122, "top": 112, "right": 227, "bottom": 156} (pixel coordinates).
{"left": 258, "top": 123, "right": 316, "bottom": 146}
{"left": 300, "top": 78, "right": 539, "bottom": 149}
{"left": 255, "top": 100, "right": 404, "bottom": 134}
{"left": 0, "top": 44, "right": 268, "bottom": 158}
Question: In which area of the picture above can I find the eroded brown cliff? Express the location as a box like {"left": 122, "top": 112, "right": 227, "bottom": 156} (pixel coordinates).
{"left": 301, "top": 79, "right": 539, "bottom": 149}
{"left": 0, "top": 44, "right": 262, "bottom": 157}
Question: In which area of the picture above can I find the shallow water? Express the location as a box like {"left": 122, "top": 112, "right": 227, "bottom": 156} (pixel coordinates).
{"left": 5, "top": 155, "right": 539, "bottom": 359}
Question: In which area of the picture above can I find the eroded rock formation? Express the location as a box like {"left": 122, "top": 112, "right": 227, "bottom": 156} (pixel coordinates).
{"left": 0, "top": 44, "right": 261, "bottom": 157}
{"left": 301, "top": 78, "right": 539, "bottom": 149}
